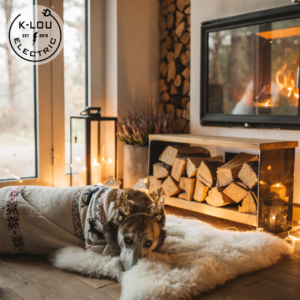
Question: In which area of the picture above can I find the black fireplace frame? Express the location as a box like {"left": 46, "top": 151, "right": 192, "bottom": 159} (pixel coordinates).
{"left": 200, "top": 5, "right": 300, "bottom": 130}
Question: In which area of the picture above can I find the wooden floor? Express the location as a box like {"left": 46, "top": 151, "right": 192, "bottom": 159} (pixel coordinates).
{"left": 1, "top": 206, "right": 300, "bottom": 300}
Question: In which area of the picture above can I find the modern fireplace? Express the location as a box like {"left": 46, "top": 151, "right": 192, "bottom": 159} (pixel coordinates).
{"left": 200, "top": 5, "right": 300, "bottom": 129}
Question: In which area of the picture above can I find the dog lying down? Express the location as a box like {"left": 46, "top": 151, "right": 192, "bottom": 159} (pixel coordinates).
{"left": 0, "top": 184, "right": 166, "bottom": 273}
{"left": 0, "top": 184, "right": 293, "bottom": 299}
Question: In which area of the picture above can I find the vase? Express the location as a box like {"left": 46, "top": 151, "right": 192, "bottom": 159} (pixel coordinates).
{"left": 123, "top": 144, "right": 149, "bottom": 188}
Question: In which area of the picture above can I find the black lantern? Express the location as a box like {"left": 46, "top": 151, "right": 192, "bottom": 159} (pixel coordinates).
{"left": 70, "top": 107, "right": 117, "bottom": 186}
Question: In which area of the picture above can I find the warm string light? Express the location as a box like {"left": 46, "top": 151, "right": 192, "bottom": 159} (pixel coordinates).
{"left": 4, "top": 170, "right": 20, "bottom": 180}
{"left": 285, "top": 234, "right": 299, "bottom": 243}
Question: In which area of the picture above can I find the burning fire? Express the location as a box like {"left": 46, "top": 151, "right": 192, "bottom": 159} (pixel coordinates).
{"left": 276, "top": 63, "right": 299, "bottom": 100}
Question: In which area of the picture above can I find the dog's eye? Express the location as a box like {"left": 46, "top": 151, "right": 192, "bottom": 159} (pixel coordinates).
{"left": 145, "top": 240, "right": 153, "bottom": 248}
{"left": 124, "top": 237, "right": 133, "bottom": 245}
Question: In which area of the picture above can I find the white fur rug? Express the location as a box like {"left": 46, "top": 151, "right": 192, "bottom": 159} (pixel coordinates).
{"left": 52, "top": 215, "right": 293, "bottom": 300}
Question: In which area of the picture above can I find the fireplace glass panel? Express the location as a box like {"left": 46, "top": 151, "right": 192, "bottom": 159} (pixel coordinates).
{"left": 208, "top": 18, "right": 300, "bottom": 116}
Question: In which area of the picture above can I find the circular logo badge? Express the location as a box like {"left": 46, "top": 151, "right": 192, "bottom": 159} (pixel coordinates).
{"left": 7, "top": 5, "right": 63, "bottom": 65}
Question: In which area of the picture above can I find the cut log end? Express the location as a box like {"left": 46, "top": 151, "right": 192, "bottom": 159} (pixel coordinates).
{"left": 153, "top": 163, "right": 171, "bottom": 179}
{"left": 149, "top": 176, "right": 162, "bottom": 194}
{"left": 217, "top": 153, "right": 259, "bottom": 187}
{"left": 223, "top": 182, "right": 249, "bottom": 203}
{"left": 159, "top": 145, "right": 210, "bottom": 166}
{"left": 171, "top": 156, "right": 187, "bottom": 182}
{"left": 162, "top": 176, "right": 181, "bottom": 196}
{"left": 197, "top": 161, "right": 223, "bottom": 187}
{"left": 179, "top": 177, "right": 195, "bottom": 201}
{"left": 238, "top": 192, "right": 257, "bottom": 214}
{"left": 205, "top": 187, "right": 235, "bottom": 207}
{"left": 193, "top": 180, "right": 209, "bottom": 202}
{"left": 238, "top": 161, "right": 259, "bottom": 189}
{"left": 186, "top": 156, "right": 223, "bottom": 178}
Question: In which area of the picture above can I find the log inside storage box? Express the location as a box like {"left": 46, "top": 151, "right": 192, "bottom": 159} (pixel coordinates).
{"left": 159, "top": 145, "right": 210, "bottom": 166}
{"left": 193, "top": 179, "right": 209, "bottom": 202}
{"left": 217, "top": 153, "right": 259, "bottom": 187}
{"left": 197, "top": 161, "right": 223, "bottom": 187}
{"left": 153, "top": 163, "right": 171, "bottom": 179}
{"left": 171, "top": 156, "right": 187, "bottom": 182}
{"left": 149, "top": 176, "right": 162, "bottom": 194}
{"left": 223, "top": 182, "right": 249, "bottom": 203}
{"left": 238, "top": 161, "right": 259, "bottom": 189}
{"left": 186, "top": 155, "right": 223, "bottom": 178}
{"left": 162, "top": 176, "right": 181, "bottom": 196}
{"left": 178, "top": 177, "right": 195, "bottom": 201}
{"left": 238, "top": 192, "right": 257, "bottom": 214}
{"left": 205, "top": 187, "right": 235, "bottom": 207}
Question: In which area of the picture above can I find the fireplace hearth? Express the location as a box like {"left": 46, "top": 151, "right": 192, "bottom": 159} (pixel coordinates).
{"left": 200, "top": 5, "right": 300, "bottom": 129}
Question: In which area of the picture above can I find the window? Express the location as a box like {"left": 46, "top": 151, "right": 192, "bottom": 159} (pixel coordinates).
{"left": 64, "top": 0, "right": 87, "bottom": 174}
{"left": 0, "top": 0, "right": 36, "bottom": 181}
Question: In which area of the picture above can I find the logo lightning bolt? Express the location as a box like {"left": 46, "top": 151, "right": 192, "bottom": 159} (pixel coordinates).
{"left": 33, "top": 31, "right": 38, "bottom": 46}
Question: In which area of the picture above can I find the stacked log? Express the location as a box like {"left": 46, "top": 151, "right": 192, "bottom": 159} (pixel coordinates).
{"left": 151, "top": 145, "right": 259, "bottom": 214}
{"left": 159, "top": 0, "right": 191, "bottom": 133}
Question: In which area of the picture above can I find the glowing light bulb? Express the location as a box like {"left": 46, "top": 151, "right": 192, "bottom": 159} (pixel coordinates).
{"left": 272, "top": 216, "right": 275, "bottom": 220}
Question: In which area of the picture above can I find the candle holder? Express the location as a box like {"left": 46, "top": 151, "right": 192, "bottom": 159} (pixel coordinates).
{"left": 70, "top": 107, "right": 117, "bottom": 186}
{"left": 132, "top": 178, "right": 148, "bottom": 194}
{"left": 103, "top": 176, "right": 121, "bottom": 189}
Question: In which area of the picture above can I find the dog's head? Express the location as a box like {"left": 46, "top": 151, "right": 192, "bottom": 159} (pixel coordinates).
{"left": 104, "top": 188, "right": 166, "bottom": 271}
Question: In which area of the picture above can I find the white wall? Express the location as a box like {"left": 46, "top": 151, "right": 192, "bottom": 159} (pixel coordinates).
{"left": 117, "top": 0, "right": 160, "bottom": 114}
{"left": 190, "top": 0, "right": 300, "bottom": 204}
{"left": 103, "top": 0, "right": 160, "bottom": 180}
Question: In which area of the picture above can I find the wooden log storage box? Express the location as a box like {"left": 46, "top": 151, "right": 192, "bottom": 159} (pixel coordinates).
{"left": 148, "top": 134, "right": 298, "bottom": 234}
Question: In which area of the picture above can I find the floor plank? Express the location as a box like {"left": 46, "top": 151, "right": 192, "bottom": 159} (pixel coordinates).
{"left": 75, "top": 273, "right": 117, "bottom": 289}
{"left": 277, "top": 256, "right": 300, "bottom": 271}
{"left": 197, "top": 275, "right": 271, "bottom": 300}
{"left": 100, "top": 283, "right": 122, "bottom": 300}
{"left": 267, "top": 262, "right": 300, "bottom": 278}
{"left": 252, "top": 268, "right": 300, "bottom": 291}
{"left": 244, "top": 278, "right": 300, "bottom": 300}
{"left": 0, "top": 282, "right": 23, "bottom": 300}
{"left": 0, "top": 257, "right": 114, "bottom": 300}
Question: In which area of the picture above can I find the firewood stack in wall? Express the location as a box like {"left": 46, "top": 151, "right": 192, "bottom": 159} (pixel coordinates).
{"left": 149, "top": 145, "right": 259, "bottom": 214}
{"left": 158, "top": 0, "right": 190, "bottom": 133}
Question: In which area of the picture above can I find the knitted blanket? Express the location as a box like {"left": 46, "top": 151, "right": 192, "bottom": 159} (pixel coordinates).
{"left": 0, "top": 185, "right": 117, "bottom": 255}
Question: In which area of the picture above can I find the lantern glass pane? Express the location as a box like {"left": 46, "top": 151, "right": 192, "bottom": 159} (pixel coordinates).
{"left": 100, "top": 121, "right": 116, "bottom": 182}
{"left": 258, "top": 148, "right": 294, "bottom": 233}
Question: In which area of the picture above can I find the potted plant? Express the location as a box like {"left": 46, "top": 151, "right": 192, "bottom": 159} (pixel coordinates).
{"left": 117, "top": 110, "right": 177, "bottom": 188}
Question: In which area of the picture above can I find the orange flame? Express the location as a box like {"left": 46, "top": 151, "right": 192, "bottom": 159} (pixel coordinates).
{"left": 275, "top": 63, "right": 299, "bottom": 99}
